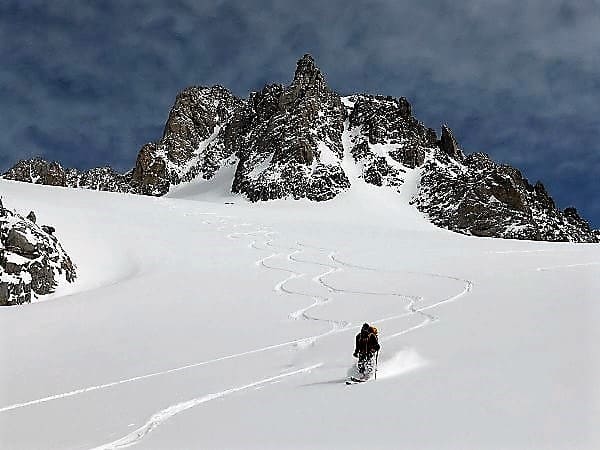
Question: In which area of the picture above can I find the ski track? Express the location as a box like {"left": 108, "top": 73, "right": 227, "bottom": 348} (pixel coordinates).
{"left": 536, "top": 261, "right": 600, "bottom": 272}
{"left": 486, "top": 247, "right": 598, "bottom": 273}
{"left": 91, "top": 364, "right": 323, "bottom": 450}
{"left": 1, "top": 205, "right": 474, "bottom": 449}
{"left": 488, "top": 249, "right": 563, "bottom": 254}
{"left": 328, "top": 253, "right": 472, "bottom": 332}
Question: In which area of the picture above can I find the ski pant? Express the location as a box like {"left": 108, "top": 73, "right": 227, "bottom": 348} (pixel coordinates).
{"left": 357, "top": 353, "right": 376, "bottom": 378}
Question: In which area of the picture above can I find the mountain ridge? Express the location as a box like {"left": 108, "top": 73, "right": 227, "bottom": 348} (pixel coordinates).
{"left": 3, "top": 54, "right": 598, "bottom": 243}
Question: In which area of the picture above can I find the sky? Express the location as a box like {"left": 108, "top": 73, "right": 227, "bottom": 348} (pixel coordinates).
{"left": 1, "top": 0, "right": 598, "bottom": 227}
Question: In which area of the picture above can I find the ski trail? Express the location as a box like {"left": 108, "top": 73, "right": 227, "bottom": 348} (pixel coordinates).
{"left": 331, "top": 254, "right": 471, "bottom": 284}
{"left": 0, "top": 226, "right": 338, "bottom": 415}
{"left": 487, "top": 248, "right": 583, "bottom": 255}
{"left": 536, "top": 262, "right": 600, "bottom": 272}
{"left": 330, "top": 253, "right": 473, "bottom": 305}
{"left": 317, "top": 276, "right": 420, "bottom": 301}
{"left": 0, "top": 337, "right": 328, "bottom": 414}
{"left": 257, "top": 244, "right": 349, "bottom": 332}
{"left": 260, "top": 249, "right": 305, "bottom": 293}
{"left": 287, "top": 243, "right": 461, "bottom": 340}
{"left": 91, "top": 363, "right": 322, "bottom": 450}
{"left": 322, "top": 252, "right": 473, "bottom": 341}
{"left": 197, "top": 216, "right": 352, "bottom": 340}
{"left": 380, "top": 317, "right": 433, "bottom": 340}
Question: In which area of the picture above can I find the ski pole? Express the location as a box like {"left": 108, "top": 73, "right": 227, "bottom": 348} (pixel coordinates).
{"left": 375, "top": 350, "right": 379, "bottom": 380}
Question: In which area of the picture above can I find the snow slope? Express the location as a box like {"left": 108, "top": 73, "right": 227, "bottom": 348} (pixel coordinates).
{"left": 0, "top": 175, "right": 599, "bottom": 450}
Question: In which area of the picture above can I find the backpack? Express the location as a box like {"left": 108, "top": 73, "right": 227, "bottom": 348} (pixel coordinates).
{"left": 359, "top": 326, "right": 378, "bottom": 352}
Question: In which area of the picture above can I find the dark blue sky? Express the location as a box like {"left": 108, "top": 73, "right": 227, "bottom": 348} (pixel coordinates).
{"left": 1, "top": 0, "right": 598, "bottom": 227}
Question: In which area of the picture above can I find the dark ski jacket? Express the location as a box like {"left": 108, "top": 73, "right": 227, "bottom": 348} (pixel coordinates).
{"left": 354, "top": 329, "right": 380, "bottom": 357}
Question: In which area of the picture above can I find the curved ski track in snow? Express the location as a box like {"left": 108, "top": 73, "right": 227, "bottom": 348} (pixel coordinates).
{"left": 91, "top": 364, "right": 323, "bottom": 450}
{"left": 0, "top": 334, "right": 325, "bottom": 414}
{"left": 228, "top": 232, "right": 349, "bottom": 334}
{"left": 327, "top": 252, "right": 473, "bottom": 340}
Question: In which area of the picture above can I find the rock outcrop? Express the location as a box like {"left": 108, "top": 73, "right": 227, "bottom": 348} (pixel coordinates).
{"left": 131, "top": 85, "right": 244, "bottom": 195}
{"left": 412, "top": 149, "right": 599, "bottom": 242}
{"left": 2, "top": 54, "right": 598, "bottom": 243}
{"left": 439, "top": 125, "right": 464, "bottom": 161}
{"left": 4, "top": 158, "right": 67, "bottom": 186}
{"left": 3, "top": 158, "right": 132, "bottom": 193}
{"left": 0, "top": 198, "right": 76, "bottom": 305}
{"left": 343, "top": 94, "right": 438, "bottom": 188}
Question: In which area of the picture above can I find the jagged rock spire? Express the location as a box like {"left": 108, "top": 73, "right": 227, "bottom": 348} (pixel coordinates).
{"left": 292, "top": 54, "right": 327, "bottom": 90}
{"left": 439, "top": 125, "right": 464, "bottom": 161}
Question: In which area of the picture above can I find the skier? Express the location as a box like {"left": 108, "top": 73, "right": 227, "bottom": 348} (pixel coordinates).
{"left": 353, "top": 323, "right": 380, "bottom": 380}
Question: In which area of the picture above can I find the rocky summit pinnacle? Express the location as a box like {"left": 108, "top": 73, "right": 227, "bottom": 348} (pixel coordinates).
{"left": 3, "top": 54, "right": 598, "bottom": 243}
{"left": 292, "top": 54, "right": 327, "bottom": 90}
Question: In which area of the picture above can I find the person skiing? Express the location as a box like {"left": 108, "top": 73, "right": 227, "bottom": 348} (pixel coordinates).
{"left": 353, "top": 323, "right": 380, "bottom": 379}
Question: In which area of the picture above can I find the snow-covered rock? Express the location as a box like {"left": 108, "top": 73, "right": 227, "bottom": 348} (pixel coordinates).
{"left": 131, "top": 85, "right": 244, "bottom": 195}
{"left": 3, "top": 158, "right": 132, "bottom": 193}
{"left": 412, "top": 149, "right": 599, "bottom": 242}
{"left": 0, "top": 198, "right": 76, "bottom": 305}
{"left": 343, "top": 93, "right": 438, "bottom": 188}
{"left": 230, "top": 55, "right": 350, "bottom": 201}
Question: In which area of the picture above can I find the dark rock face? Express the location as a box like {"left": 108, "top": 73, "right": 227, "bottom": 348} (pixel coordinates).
{"left": 131, "top": 85, "right": 245, "bottom": 195}
{"left": 412, "top": 151, "right": 599, "bottom": 242}
{"left": 4, "top": 158, "right": 67, "bottom": 186}
{"left": 2, "top": 54, "right": 598, "bottom": 242}
{"left": 3, "top": 158, "right": 132, "bottom": 193}
{"left": 0, "top": 199, "right": 76, "bottom": 305}
{"left": 439, "top": 125, "right": 464, "bottom": 161}
{"left": 77, "top": 167, "right": 133, "bottom": 192}
{"left": 343, "top": 94, "right": 438, "bottom": 189}
{"left": 131, "top": 143, "right": 169, "bottom": 195}
{"left": 231, "top": 55, "right": 350, "bottom": 201}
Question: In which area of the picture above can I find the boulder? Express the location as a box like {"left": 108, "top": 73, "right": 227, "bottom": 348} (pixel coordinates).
{"left": 1, "top": 203, "right": 77, "bottom": 305}
{"left": 6, "top": 229, "right": 38, "bottom": 258}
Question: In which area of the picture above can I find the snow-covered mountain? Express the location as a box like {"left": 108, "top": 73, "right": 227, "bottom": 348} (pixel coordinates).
{"left": 0, "top": 176, "right": 598, "bottom": 449}
{"left": 3, "top": 55, "right": 598, "bottom": 242}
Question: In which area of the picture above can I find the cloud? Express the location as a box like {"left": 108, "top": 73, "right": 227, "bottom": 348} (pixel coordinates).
{"left": 0, "top": 0, "right": 598, "bottom": 226}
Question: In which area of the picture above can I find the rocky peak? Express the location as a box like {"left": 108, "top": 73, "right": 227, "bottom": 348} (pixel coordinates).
{"left": 162, "top": 85, "right": 240, "bottom": 144}
{"left": 131, "top": 85, "right": 245, "bottom": 195}
{"left": 291, "top": 54, "right": 327, "bottom": 91}
{"left": 231, "top": 56, "right": 348, "bottom": 201}
{"left": 439, "top": 125, "right": 464, "bottom": 161}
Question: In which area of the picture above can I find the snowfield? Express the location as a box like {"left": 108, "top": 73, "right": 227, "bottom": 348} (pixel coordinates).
{"left": 0, "top": 175, "right": 599, "bottom": 450}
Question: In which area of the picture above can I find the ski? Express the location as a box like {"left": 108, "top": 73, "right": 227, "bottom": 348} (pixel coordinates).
{"left": 345, "top": 376, "right": 369, "bottom": 385}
